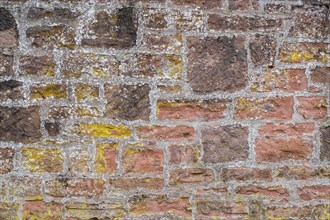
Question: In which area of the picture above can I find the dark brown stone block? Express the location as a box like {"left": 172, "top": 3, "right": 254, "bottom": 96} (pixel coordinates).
{"left": 320, "top": 125, "right": 330, "bottom": 161}
{"left": 0, "top": 8, "right": 18, "bottom": 48}
{"left": 0, "top": 148, "right": 15, "bottom": 174}
{"left": 208, "top": 15, "right": 282, "bottom": 32}
{"left": 250, "top": 34, "right": 276, "bottom": 66}
{"left": 104, "top": 84, "right": 150, "bottom": 120}
{"left": 0, "top": 80, "right": 23, "bottom": 100}
{"left": 0, "top": 106, "right": 41, "bottom": 143}
{"left": 82, "top": 7, "right": 137, "bottom": 49}
{"left": 187, "top": 36, "right": 247, "bottom": 93}
{"left": 0, "top": 53, "right": 13, "bottom": 76}
{"left": 202, "top": 125, "right": 249, "bottom": 163}
{"left": 45, "top": 122, "right": 60, "bottom": 136}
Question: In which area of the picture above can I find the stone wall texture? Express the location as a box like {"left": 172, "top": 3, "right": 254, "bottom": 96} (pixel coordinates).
{"left": 0, "top": 0, "right": 329, "bottom": 219}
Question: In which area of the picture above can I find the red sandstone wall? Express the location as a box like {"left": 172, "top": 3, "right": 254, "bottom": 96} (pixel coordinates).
{"left": 0, "top": 0, "right": 329, "bottom": 219}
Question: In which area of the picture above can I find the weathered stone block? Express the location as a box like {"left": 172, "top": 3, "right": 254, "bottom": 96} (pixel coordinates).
{"left": 21, "top": 147, "right": 63, "bottom": 173}
{"left": 82, "top": 7, "right": 137, "bottom": 49}
{"left": 122, "top": 147, "right": 163, "bottom": 174}
{"left": 0, "top": 106, "right": 41, "bottom": 143}
{"left": 320, "top": 125, "right": 330, "bottom": 161}
{"left": 0, "top": 80, "right": 23, "bottom": 100}
{"left": 0, "top": 8, "right": 18, "bottom": 48}
{"left": 19, "top": 55, "right": 55, "bottom": 76}
{"left": 94, "top": 143, "right": 118, "bottom": 174}
{"left": 187, "top": 36, "right": 247, "bottom": 93}
{"left": 250, "top": 34, "right": 276, "bottom": 66}
{"left": 0, "top": 148, "right": 15, "bottom": 174}
{"left": 104, "top": 84, "right": 150, "bottom": 121}
{"left": 202, "top": 125, "right": 249, "bottom": 163}
{"left": 289, "top": 5, "right": 329, "bottom": 38}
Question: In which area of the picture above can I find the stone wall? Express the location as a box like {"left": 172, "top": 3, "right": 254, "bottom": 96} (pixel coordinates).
{"left": 0, "top": 0, "right": 329, "bottom": 219}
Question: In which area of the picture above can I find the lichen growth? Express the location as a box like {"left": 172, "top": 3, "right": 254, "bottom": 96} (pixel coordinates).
{"left": 78, "top": 123, "right": 131, "bottom": 138}
{"left": 30, "top": 84, "right": 67, "bottom": 99}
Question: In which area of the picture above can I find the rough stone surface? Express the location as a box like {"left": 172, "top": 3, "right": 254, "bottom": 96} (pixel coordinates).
{"left": 320, "top": 125, "right": 330, "bottom": 161}
{"left": 1, "top": 1, "right": 329, "bottom": 219}
{"left": 202, "top": 125, "right": 249, "bottom": 163}
{"left": 0, "top": 107, "right": 41, "bottom": 143}
{"left": 187, "top": 36, "right": 247, "bottom": 93}
{"left": 104, "top": 84, "right": 150, "bottom": 121}
{"left": 82, "top": 7, "right": 137, "bottom": 49}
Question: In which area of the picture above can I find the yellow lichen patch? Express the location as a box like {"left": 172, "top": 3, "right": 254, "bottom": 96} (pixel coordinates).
{"left": 94, "top": 143, "right": 118, "bottom": 173}
{"left": 78, "top": 123, "right": 131, "bottom": 138}
{"left": 280, "top": 43, "right": 330, "bottom": 63}
{"left": 0, "top": 203, "right": 19, "bottom": 220}
{"left": 165, "top": 54, "right": 183, "bottom": 79}
{"left": 30, "top": 84, "right": 67, "bottom": 99}
{"left": 21, "top": 147, "right": 63, "bottom": 173}
{"left": 74, "top": 83, "right": 99, "bottom": 102}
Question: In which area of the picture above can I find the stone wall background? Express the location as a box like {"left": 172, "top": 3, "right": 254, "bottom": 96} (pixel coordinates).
{"left": 0, "top": 0, "right": 329, "bottom": 219}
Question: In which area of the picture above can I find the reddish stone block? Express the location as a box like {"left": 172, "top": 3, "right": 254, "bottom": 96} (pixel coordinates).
{"left": 129, "top": 195, "right": 191, "bottom": 217}
{"left": 169, "top": 144, "right": 198, "bottom": 164}
{"left": 94, "top": 143, "right": 118, "bottom": 174}
{"left": 222, "top": 167, "right": 272, "bottom": 182}
{"left": 236, "top": 185, "right": 289, "bottom": 197}
{"left": 45, "top": 178, "right": 105, "bottom": 198}
{"left": 234, "top": 97, "right": 294, "bottom": 120}
{"left": 298, "top": 185, "right": 330, "bottom": 200}
{"left": 157, "top": 99, "right": 228, "bottom": 121}
{"left": 256, "top": 138, "right": 313, "bottom": 162}
{"left": 109, "top": 178, "right": 164, "bottom": 190}
{"left": 250, "top": 69, "right": 308, "bottom": 92}
{"left": 137, "top": 126, "right": 195, "bottom": 141}
{"left": 169, "top": 168, "right": 214, "bottom": 185}
{"left": 280, "top": 42, "right": 329, "bottom": 63}
{"left": 258, "top": 123, "right": 315, "bottom": 136}
{"left": 65, "top": 202, "right": 125, "bottom": 219}
{"left": 297, "top": 96, "right": 327, "bottom": 119}
{"left": 122, "top": 148, "right": 163, "bottom": 174}
{"left": 22, "top": 201, "right": 62, "bottom": 220}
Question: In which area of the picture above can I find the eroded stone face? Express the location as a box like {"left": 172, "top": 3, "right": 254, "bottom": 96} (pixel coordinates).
{"left": 0, "top": 8, "right": 18, "bottom": 48}
{"left": 82, "top": 7, "right": 137, "bottom": 49}
{"left": 289, "top": 5, "right": 329, "bottom": 39}
{"left": 0, "top": 107, "right": 41, "bottom": 143}
{"left": 187, "top": 36, "right": 248, "bottom": 93}
{"left": 104, "top": 84, "right": 150, "bottom": 121}
{"left": 202, "top": 125, "right": 249, "bottom": 163}
{"left": 320, "top": 125, "right": 330, "bottom": 161}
